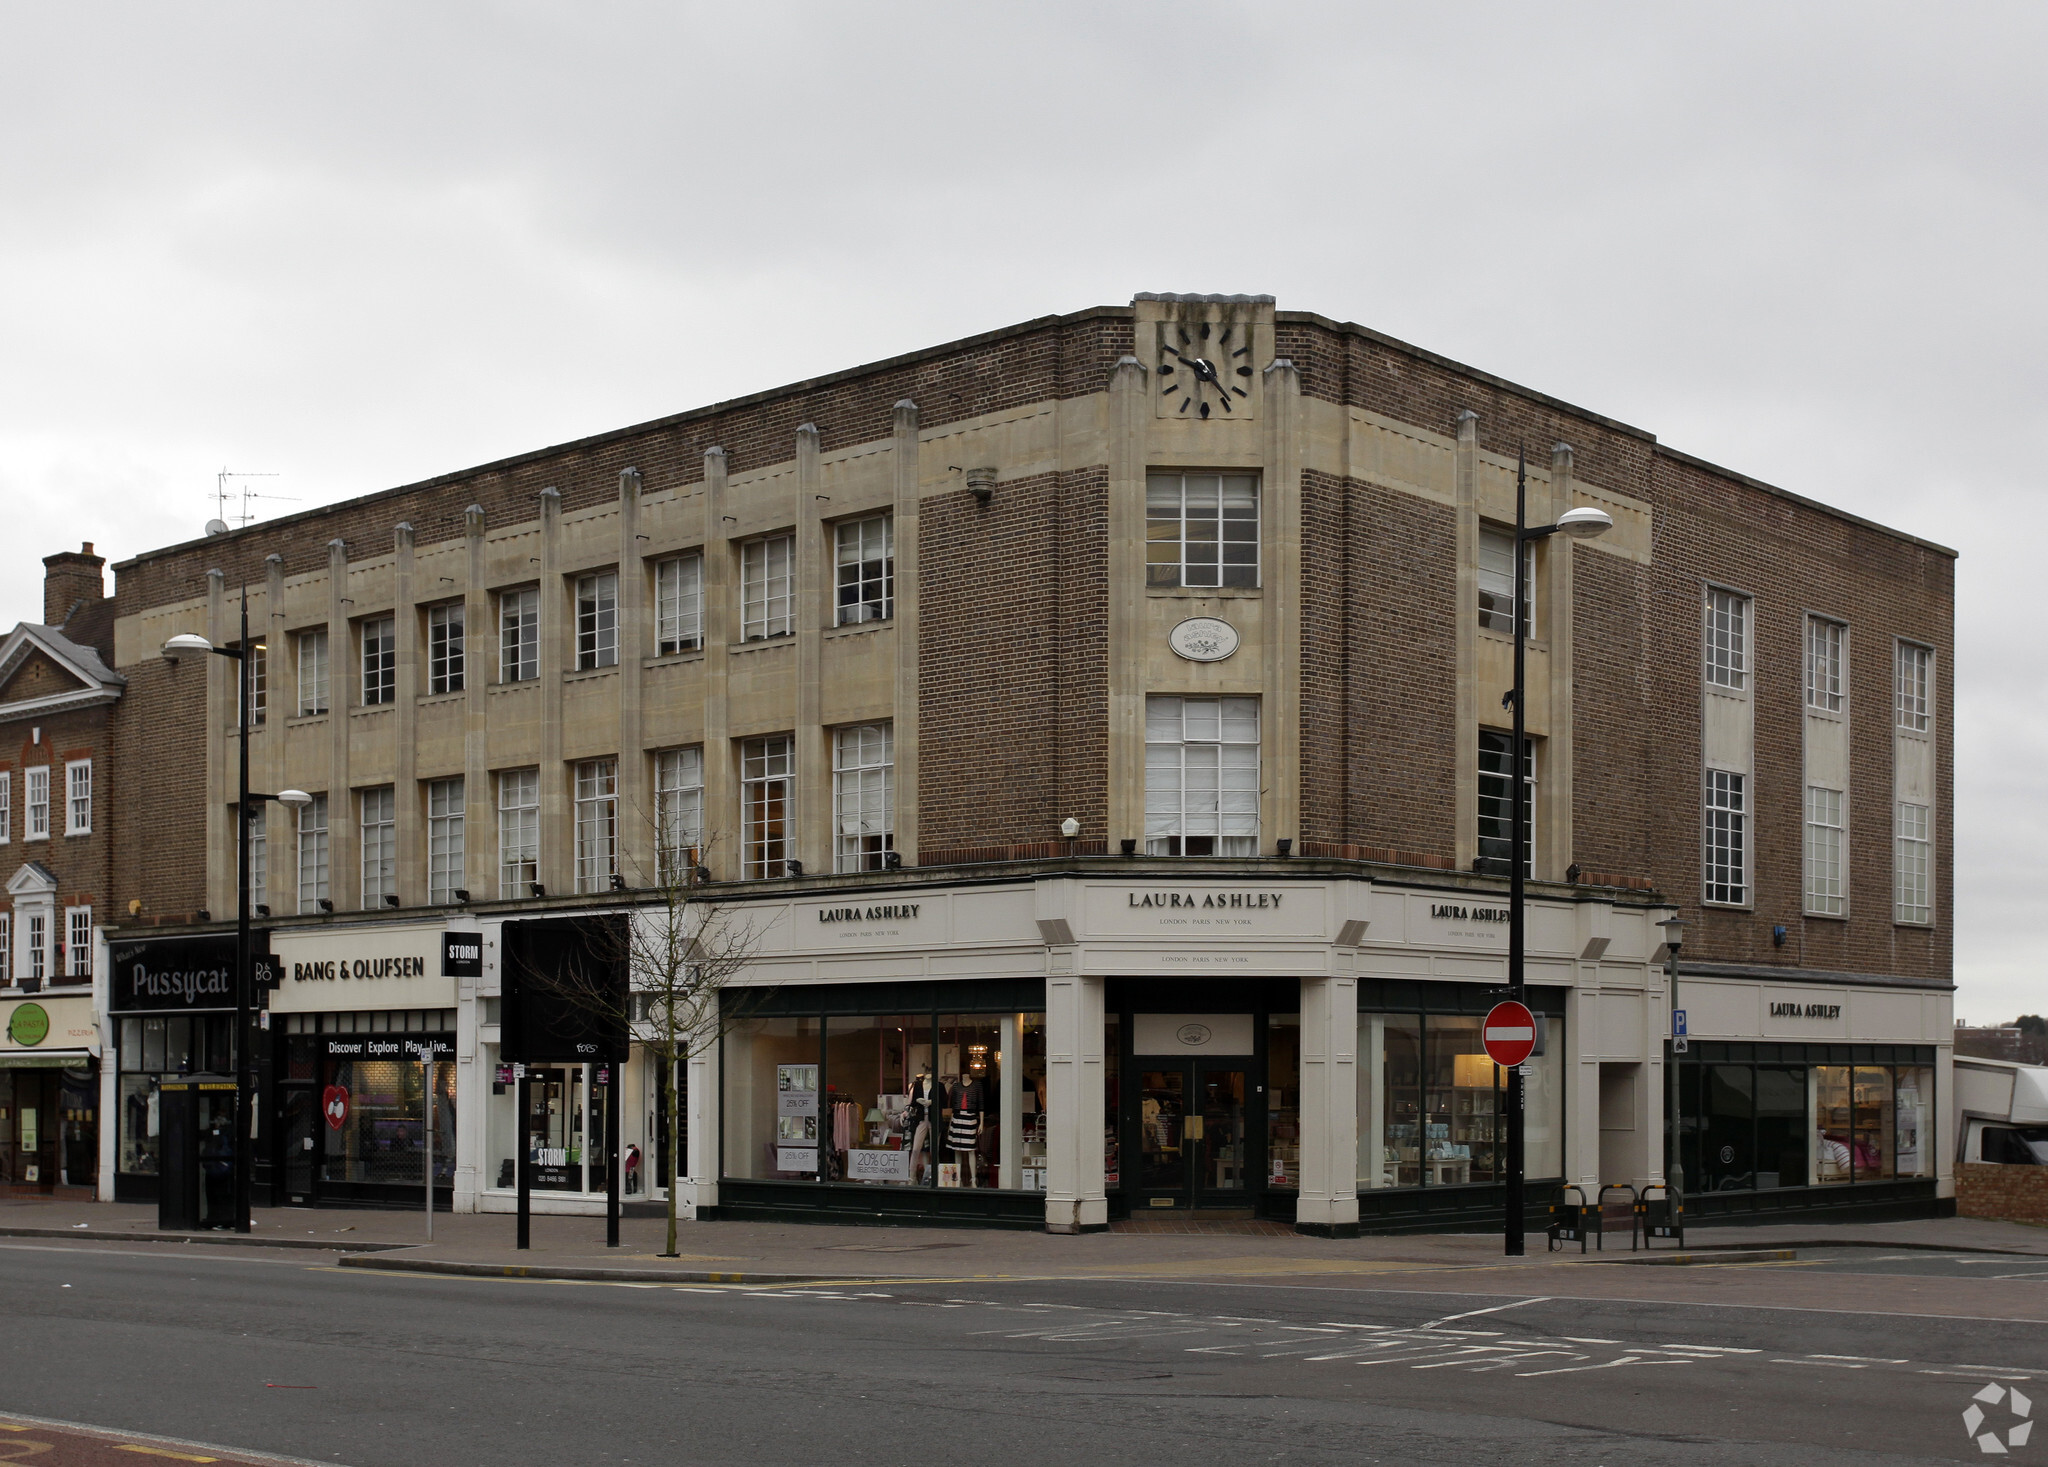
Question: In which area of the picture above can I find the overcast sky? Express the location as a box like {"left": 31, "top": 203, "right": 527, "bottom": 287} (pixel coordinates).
{"left": 2, "top": 4, "right": 2038, "bottom": 1018}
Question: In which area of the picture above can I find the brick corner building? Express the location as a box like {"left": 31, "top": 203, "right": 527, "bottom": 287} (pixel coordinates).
{"left": 83, "top": 295, "right": 1952, "bottom": 1233}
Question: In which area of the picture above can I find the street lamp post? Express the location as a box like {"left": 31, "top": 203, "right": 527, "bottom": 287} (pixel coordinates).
{"left": 1660, "top": 915, "right": 1687, "bottom": 1238}
{"left": 164, "top": 606, "right": 310, "bottom": 1234}
{"left": 1504, "top": 450, "right": 1612, "bottom": 1256}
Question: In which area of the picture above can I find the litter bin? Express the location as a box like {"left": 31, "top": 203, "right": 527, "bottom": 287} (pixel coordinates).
{"left": 158, "top": 1076, "right": 239, "bottom": 1232}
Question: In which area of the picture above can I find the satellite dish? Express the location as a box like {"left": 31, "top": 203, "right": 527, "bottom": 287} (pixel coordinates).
{"left": 204, "top": 519, "right": 231, "bottom": 537}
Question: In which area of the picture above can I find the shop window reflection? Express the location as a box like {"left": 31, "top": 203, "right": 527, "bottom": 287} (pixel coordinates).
{"left": 720, "top": 1009, "right": 1046, "bottom": 1192}
{"left": 1356, "top": 1009, "right": 1562, "bottom": 1191}
{"left": 1267, "top": 1016, "right": 1299, "bottom": 1188}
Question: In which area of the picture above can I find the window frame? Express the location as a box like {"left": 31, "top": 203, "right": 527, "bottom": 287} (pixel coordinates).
{"left": 1896, "top": 641, "right": 1935, "bottom": 734}
{"left": 64, "top": 759, "right": 91, "bottom": 836}
{"left": 25, "top": 765, "right": 49, "bottom": 841}
{"left": 1477, "top": 730, "right": 1536, "bottom": 878}
{"left": 1145, "top": 471, "right": 1261, "bottom": 590}
{"left": 833, "top": 515, "right": 894, "bottom": 626}
{"left": 575, "top": 571, "right": 620, "bottom": 671}
{"left": 1804, "top": 784, "right": 1846, "bottom": 918}
{"left": 1804, "top": 615, "right": 1846, "bottom": 715}
{"left": 497, "top": 768, "right": 540, "bottom": 898}
{"left": 240, "top": 640, "right": 267, "bottom": 726}
{"left": 741, "top": 735, "right": 794, "bottom": 878}
{"left": 1143, "top": 695, "right": 1261, "bottom": 857}
{"left": 740, "top": 534, "right": 796, "bottom": 642}
{"left": 0, "top": 770, "right": 10, "bottom": 843}
{"left": 832, "top": 724, "right": 894, "bottom": 872}
{"left": 655, "top": 552, "right": 705, "bottom": 655}
{"left": 359, "top": 616, "right": 396, "bottom": 707}
{"left": 654, "top": 747, "right": 704, "bottom": 882}
{"left": 427, "top": 602, "right": 466, "bottom": 696}
{"left": 297, "top": 794, "right": 329, "bottom": 913}
{"left": 1703, "top": 768, "right": 1749, "bottom": 907}
{"left": 498, "top": 587, "right": 540, "bottom": 683}
{"left": 1704, "top": 585, "right": 1752, "bottom": 693}
{"left": 1477, "top": 525, "right": 1535, "bottom": 637}
{"left": 426, "top": 776, "right": 465, "bottom": 904}
{"left": 573, "top": 757, "right": 619, "bottom": 893}
{"left": 65, "top": 905, "right": 91, "bottom": 980}
{"left": 296, "top": 628, "right": 329, "bottom": 716}
{"left": 0, "top": 913, "right": 9, "bottom": 984}
{"left": 359, "top": 786, "right": 396, "bottom": 908}
{"left": 25, "top": 911, "right": 46, "bottom": 984}
{"left": 1895, "top": 800, "right": 1934, "bottom": 926}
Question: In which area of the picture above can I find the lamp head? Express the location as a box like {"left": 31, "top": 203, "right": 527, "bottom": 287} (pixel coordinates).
{"left": 1657, "top": 915, "right": 1686, "bottom": 950}
{"left": 1059, "top": 817, "right": 1081, "bottom": 839}
{"left": 275, "top": 789, "right": 313, "bottom": 809}
{"left": 162, "top": 632, "right": 214, "bottom": 658}
{"left": 1556, "top": 505, "right": 1614, "bottom": 539}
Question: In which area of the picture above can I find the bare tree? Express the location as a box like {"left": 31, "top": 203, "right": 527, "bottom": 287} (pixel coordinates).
{"left": 506, "top": 814, "right": 775, "bottom": 1258}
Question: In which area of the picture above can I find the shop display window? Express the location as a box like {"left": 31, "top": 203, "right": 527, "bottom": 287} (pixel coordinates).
{"left": 116, "top": 1013, "right": 234, "bottom": 1182}
{"left": 1267, "top": 1016, "right": 1299, "bottom": 1188}
{"left": 481, "top": 1047, "right": 611, "bottom": 1194}
{"left": 1103, "top": 1014, "right": 1120, "bottom": 1192}
{"left": 1357, "top": 1007, "right": 1563, "bottom": 1191}
{"left": 721, "top": 1006, "right": 1047, "bottom": 1192}
{"left": 1680, "top": 1051, "right": 1932, "bottom": 1190}
{"left": 317, "top": 1056, "right": 455, "bottom": 1187}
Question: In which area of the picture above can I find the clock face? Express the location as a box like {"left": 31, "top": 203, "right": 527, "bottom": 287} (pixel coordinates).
{"left": 1156, "top": 320, "right": 1255, "bottom": 419}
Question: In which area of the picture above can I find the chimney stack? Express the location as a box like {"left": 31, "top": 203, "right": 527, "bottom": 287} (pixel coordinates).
{"left": 43, "top": 542, "right": 105, "bottom": 628}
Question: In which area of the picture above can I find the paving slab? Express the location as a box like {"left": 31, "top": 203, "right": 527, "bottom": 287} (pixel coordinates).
{"left": 5, "top": 1195, "right": 2044, "bottom": 1287}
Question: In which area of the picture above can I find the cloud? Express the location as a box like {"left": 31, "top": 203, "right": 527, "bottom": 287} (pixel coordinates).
{"left": 1, "top": 1, "right": 2039, "bottom": 1013}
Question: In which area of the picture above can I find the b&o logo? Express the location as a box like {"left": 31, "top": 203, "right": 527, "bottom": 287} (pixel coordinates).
{"left": 1963, "top": 1382, "right": 2033, "bottom": 1454}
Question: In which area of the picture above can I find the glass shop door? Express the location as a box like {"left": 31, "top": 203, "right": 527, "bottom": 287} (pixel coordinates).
{"left": 1133, "top": 1061, "right": 1255, "bottom": 1212}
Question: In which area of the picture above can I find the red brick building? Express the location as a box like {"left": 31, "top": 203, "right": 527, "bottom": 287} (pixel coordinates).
{"left": 0, "top": 546, "right": 123, "bottom": 1195}
{"left": 84, "top": 295, "right": 1952, "bottom": 1231}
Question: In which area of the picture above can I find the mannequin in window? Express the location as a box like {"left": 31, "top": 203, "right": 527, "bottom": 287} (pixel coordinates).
{"left": 949, "top": 1072, "right": 987, "bottom": 1187}
{"left": 904, "top": 1069, "right": 942, "bottom": 1184}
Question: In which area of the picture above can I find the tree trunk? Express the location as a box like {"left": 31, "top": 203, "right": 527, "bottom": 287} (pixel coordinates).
{"left": 662, "top": 1046, "right": 681, "bottom": 1256}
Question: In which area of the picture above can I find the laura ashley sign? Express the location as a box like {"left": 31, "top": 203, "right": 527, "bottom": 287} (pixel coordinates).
{"left": 1127, "top": 892, "right": 1283, "bottom": 910}
{"left": 1770, "top": 1002, "right": 1843, "bottom": 1020}
{"left": 1430, "top": 904, "right": 1509, "bottom": 923}
{"left": 818, "top": 903, "right": 922, "bottom": 923}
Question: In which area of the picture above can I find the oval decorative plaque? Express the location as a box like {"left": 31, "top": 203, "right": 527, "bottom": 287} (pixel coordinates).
{"left": 1176, "top": 1022, "right": 1214, "bottom": 1047}
{"left": 1168, "top": 617, "right": 1240, "bottom": 663}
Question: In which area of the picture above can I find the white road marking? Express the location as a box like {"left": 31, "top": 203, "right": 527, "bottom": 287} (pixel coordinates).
{"left": 1773, "top": 1359, "right": 1865, "bottom": 1368}
{"left": 1421, "top": 1297, "right": 1550, "bottom": 1329}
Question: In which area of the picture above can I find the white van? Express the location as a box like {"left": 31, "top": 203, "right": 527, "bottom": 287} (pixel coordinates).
{"left": 1956, "top": 1056, "right": 2048, "bottom": 1165}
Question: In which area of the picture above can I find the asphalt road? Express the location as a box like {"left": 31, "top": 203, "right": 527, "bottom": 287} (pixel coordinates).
{"left": 4, "top": 1240, "right": 2046, "bottom": 1466}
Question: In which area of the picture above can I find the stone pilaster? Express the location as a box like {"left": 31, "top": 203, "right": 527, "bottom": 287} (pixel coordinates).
{"left": 326, "top": 538, "right": 354, "bottom": 912}
{"left": 1453, "top": 411, "right": 1480, "bottom": 871}
{"left": 462, "top": 506, "right": 490, "bottom": 900}
{"left": 700, "top": 449, "right": 733, "bottom": 876}
{"left": 392, "top": 522, "right": 420, "bottom": 905}
{"left": 1262, "top": 356, "right": 1303, "bottom": 851}
{"left": 616, "top": 469, "right": 650, "bottom": 884}
{"left": 1105, "top": 355, "right": 1149, "bottom": 848}
{"left": 537, "top": 488, "right": 567, "bottom": 895}
{"left": 794, "top": 424, "right": 827, "bottom": 872}
{"left": 890, "top": 400, "right": 920, "bottom": 864}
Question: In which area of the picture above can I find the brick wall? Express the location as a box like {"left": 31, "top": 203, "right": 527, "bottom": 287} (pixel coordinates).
{"left": 0, "top": 706, "right": 114, "bottom": 959}
{"left": 916, "top": 467, "right": 1108, "bottom": 850}
{"left": 116, "top": 311, "right": 1136, "bottom": 609}
{"left": 108, "top": 656, "right": 206, "bottom": 922}
{"left": 1956, "top": 1163, "right": 2048, "bottom": 1225}
{"left": 1298, "top": 468, "right": 1458, "bottom": 856}
{"left": 1277, "top": 311, "right": 1952, "bottom": 982}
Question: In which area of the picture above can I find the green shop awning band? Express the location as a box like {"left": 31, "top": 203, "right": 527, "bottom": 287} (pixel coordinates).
{"left": 0, "top": 1050, "right": 95, "bottom": 1070}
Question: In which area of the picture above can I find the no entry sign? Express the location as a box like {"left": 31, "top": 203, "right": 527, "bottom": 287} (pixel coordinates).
{"left": 1482, "top": 1001, "right": 1537, "bottom": 1068}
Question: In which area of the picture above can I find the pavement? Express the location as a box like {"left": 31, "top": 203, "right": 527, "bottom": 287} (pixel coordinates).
{"left": 7, "top": 1192, "right": 2048, "bottom": 1294}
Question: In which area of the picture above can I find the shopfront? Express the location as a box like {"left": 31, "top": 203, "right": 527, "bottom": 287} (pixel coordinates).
{"left": 0, "top": 992, "right": 100, "bottom": 1194}
{"left": 669, "top": 867, "right": 1679, "bottom": 1235}
{"left": 105, "top": 933, "right": 248, "bottom": 1204}
{"left": 1670, "top": 967, "right": 1952, "bottom": 1223}
{"left": 267, "top": 923, "right": 465, "bottom": 1210}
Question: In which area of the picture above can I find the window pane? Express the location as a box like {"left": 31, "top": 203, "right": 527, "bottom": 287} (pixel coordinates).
{"left": 1814, "top": 1066, "right": 1852, "bottom": 1183}
{"left": 361, "top": 619, "right": 395, "bottom": 706}
{"left": 835, "top": 516, "right": 893, "bottom": 625}
{"left": 742, "top": 536, "right": 795, "bottom": 641}
{"left": 1426, "top": 1016, "right": 1499, "bottom": 1184}
{"left": 360, "top": 787, "right": 395, "bottom": 907}
{"left": 573, "top": 758, "right": 618, "bottom": 893}
{"left": 1704, "top": 770, "right": 1746, "bottom": 904}
{"left": 1476, "top": 731, "right": 1533, "bottom": 877}
{"left": 1145, "top": 473, "right": 1260, "bottom": 589}
{"left": 656, "top": 554, "right": 704, "bottom": 654}
{"left": 1705, "top": 589, "right": 1749, "bottom": 690}
{"left": 500, "top": 589, "right": 539, "bottom": 682}
{"left": 655, "top": 748, "right": 705, "bottom": 881}
{"left": 1805, "top": 785, "right": 1845, "bottom": 916}
{"left": 742, "top": 737, "right": 793, "bottom": 878}
{"left": 721, "top": 1017, "right": 822, "bottom": 1180}
{"left": 428, "top": 777, "right": 465, "bottom": 904}
{"left": 1754, "top": 1066, "right": 1807, "bottom": 1190}
{"left": 1895, "top": 1066, "right": 1935, "bottom": 1178}
{"left": 1144, "top": 695, "right": 1259, "bottom": 855}
{"left": 1895, "top": 801, "right": 1932, "bottom": 923}
{"left": 833, "top": 725, "right": 894, "bottom": 872}
{"left": 576, "top": 573, "right": 619, "bottom": 670}
{"left": 498, "top": 769, "right": 539, "bottom": 897}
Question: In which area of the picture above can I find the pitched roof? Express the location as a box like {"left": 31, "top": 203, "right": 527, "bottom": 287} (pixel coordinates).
{"left": 0, "top": 622, "right": 126, "bottom": 720}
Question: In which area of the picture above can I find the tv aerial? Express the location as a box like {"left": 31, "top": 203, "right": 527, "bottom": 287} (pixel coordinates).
{"left": 213, "top": 467, "right": 299, "bottom": 532}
